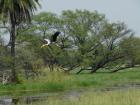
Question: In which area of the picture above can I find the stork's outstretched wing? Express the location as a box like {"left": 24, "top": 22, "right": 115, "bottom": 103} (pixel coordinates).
{"left": 51, "top": 31, "right": 61, "bottom": 42}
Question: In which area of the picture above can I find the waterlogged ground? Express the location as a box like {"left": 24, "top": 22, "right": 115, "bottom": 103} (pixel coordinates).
{"left": 0, "top": 68, "right": 140, "bottom": 105}
{"left": 0, "top": 83, "right": 140, "bottom": 105}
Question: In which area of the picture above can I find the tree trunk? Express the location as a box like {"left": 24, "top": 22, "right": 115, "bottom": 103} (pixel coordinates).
{"left": 90, "top": 63, "right": 102, "bottom": 73}
{"left": 10, "top": 22, "right": 19, "bottom": 83}
{"left": 90, "top": 59, "right": 107, "bottom": 73}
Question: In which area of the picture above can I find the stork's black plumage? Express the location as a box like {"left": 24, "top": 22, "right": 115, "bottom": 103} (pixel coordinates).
{"left": 51, "top": 31, "right": 61, "bottom": 42}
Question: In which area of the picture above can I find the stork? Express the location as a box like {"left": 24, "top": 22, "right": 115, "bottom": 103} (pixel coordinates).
{"left": 41, "top": 31, "right": 61, "bottom": 48}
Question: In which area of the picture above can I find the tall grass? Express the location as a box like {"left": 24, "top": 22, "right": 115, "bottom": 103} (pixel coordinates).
{"left": 0, "top": 67, "right": 140, "bottom": 94}
{"left": 19, "top": 89, "right": 140, "bottom": 105}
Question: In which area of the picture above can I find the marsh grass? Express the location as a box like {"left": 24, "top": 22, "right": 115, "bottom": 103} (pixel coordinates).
{"left": 0, "top": 67, "right": 140, "bottom": 94}
{"left": 19, "top": 89, "right": 140, "bottom": 105}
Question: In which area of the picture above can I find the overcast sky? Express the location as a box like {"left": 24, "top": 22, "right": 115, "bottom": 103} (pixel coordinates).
{"left": 38, "top": 0, "right": 140, "bottom": 36}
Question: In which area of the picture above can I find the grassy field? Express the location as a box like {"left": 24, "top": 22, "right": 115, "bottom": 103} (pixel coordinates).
{"left": 0, "top": 67, "right": 140, "bottom": 95}
{"left": 24, "top": 89, "right": 140, "bottom": 105}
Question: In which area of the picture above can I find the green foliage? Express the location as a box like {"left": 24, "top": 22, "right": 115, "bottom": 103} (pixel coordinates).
{"left": 120, "top": 36, "right": 140, "bottom": 66}
{"left": 0, "top": 8, "right": 139, "bottom": 82}
{"left": 15, "top": 9, "right": 134, "bottom": 74}
{"left": 0, "top": 0, "right": 41, "bottom": 83}
{"left": 0, "top": 45, "right": 11, "bottom": 69}
{"left": 0, "top": 0, "right": 40, "bottom": 24}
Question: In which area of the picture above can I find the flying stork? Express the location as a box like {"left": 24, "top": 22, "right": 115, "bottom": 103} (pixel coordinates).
{"left": 41, "top": 31, "right": 61, "bottom": 48}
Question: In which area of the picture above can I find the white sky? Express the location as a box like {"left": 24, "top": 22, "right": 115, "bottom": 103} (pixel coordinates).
{"left": 38, "top": 0, "right": 140, "bottom": 36}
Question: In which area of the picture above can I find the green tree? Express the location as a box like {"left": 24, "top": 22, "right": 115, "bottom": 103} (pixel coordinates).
{"left": 120, "top": 36, "right": 140, "bottom": 67}
{"left": 89, "top": 22, "right": 132, "bottom": 73}
{"left": 0, "top": 0, "right": 40, "bottom": 83}
{"left": 15, "top": 10, "right": 134, "bottom": 75}
{"left": 61, "top": 10, "right": 132, "bottom": 73}
{"left": 33, "top": 12, "right": 59, "bottom": 38}
{"left": 61, "top": 10, "right": 106, "bottom": 70}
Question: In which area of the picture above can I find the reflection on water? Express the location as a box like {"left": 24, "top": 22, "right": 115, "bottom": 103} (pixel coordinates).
{"left": 0, "top": 96, "right": 48, "bottom": 105}
{"left": 0, "top": 90, "right": 82, "bottom": 105}
{"left": 0, "top": 98, "right": 18, "bottom": 105}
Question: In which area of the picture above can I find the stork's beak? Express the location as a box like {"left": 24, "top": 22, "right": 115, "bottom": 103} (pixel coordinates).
{"left": 41, "top": 44, "right": 48, "bottom": 48}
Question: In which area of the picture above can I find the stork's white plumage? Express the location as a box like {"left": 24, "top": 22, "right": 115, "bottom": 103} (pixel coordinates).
{"left": 41, "top": 39, "right": 51, "bottom": 48}
{"left": 44, "top": 39, "right": 51, "bottom": 45}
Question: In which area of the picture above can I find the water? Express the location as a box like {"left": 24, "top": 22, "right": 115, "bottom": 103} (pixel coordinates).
{"left": 0, "top": 89, "right": 83, "bottom": 105}
{"left": 0, "top": 83, "right": 140, "bottom": 105}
